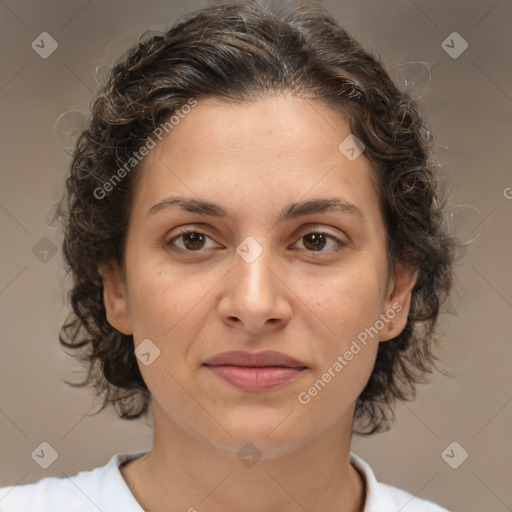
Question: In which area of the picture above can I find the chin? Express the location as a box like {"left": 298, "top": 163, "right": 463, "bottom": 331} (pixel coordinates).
{"left": 200, "top": 416, "right": 310, "bottom": 461}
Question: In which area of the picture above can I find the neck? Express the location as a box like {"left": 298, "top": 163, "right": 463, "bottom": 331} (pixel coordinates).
{"left": 121, "top": 402, "right": 366, "bottom": 512}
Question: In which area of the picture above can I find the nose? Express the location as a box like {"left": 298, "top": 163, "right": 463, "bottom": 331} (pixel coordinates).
{"left": 217, "top": 240, "right": 293, "bottom": 334}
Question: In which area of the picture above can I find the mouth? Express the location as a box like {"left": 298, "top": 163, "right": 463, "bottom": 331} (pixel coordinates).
{"left": 202, "top": 350, "right": 308, "bottom": 392}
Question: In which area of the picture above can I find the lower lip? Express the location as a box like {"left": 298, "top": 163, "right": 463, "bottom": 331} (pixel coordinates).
{"left": 204, "top": 365, "right": 305, "bottom": 391}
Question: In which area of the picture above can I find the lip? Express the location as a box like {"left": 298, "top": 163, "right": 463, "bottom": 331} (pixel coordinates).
{"left": 202, "top": 350, "right": 307, "bottom": 368}
{"left": 205, "top": 366, "right": 306, "bottom": 391}
{"left": 202, "top": 350, "right": 308, "bottom": 392}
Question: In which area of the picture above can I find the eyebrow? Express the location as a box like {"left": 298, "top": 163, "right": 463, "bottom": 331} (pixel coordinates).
{"left": 147, "top": 195, "right": 364, "bottom": 222}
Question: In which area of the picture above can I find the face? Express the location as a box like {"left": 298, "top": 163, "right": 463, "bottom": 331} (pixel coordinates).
{"left": 101, "top": 94, "right": 416, "bottom": 459}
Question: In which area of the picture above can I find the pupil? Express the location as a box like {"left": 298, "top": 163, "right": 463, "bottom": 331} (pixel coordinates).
{"left": 305, "top": 233, "right": 325, "bottom": 251}
{"left": 185, "top": 232, "right": 204, "bottom": 249}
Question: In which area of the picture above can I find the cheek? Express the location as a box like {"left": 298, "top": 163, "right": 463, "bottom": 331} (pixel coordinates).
{"left": 126, "top": 255, "right": 210, "bottom": 339}
{"left": 297, "top": 264, "right": 383, "bottom": 397}
{"left": 307, "top": 262, "right": 385, "bottom": 342}
{"left": 295, "top": 270, "right": 383, "bottom": 421}
{"left": 125, "top": 255, "right": 221, "bottom": 387}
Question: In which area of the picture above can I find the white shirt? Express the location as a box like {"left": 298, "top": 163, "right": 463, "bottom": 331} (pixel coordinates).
{"left": 0, "top": 451, "right": 450, "bottom": 511}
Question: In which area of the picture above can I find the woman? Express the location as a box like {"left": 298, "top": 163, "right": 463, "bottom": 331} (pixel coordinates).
{"left": 0, "top": 1, "right": 454, "bottom": 510}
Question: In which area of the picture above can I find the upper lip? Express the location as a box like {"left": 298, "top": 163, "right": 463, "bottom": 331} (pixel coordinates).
{"left": 203, "top": 350, "right": 307, "bottom": 368}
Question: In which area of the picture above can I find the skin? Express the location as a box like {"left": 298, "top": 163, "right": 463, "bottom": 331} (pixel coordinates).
{"left": 100, "top": 94, "right": 417, "bottom": 512}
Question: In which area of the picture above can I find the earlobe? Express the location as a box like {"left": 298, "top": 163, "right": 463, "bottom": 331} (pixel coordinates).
{"left": 379, "top": 263, "right": 418, "bottom": 342}
{"left": 98, "top": 261, "right": 133, "bottom": 335}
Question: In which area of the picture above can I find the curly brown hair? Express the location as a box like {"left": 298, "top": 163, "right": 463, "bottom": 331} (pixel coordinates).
{"left": 55, "top": 0, "right": 455, "bottom": 435}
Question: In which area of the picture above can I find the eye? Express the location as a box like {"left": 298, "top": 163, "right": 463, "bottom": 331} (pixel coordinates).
{"left": 293, "top": 231, "right": 345, "bottom": 252}
{"left": 164, "top": 228, "right": 345, "bottom": 253}
{"left": 165, "top": 229, "right": 219, "bottom": 252}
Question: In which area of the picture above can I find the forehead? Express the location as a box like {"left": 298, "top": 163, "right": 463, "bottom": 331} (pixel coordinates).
{"left": 130, "top": 95, "right": 382, "bottom": 225}
{"left": 146, "top": 95, "right": 353, "bottom": 163}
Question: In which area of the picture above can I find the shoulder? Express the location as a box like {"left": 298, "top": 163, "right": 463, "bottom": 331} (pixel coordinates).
{"left": 0, "top": 452, "right": 147, "bottom": 512}
{"left": 350, "top": 453, "right": 450, "bottom": 512}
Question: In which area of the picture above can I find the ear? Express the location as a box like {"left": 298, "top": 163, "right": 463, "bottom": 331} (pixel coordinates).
{"left": 379, "top": 262, "right": 418, "bottom": 342}
{"left": 98, "top": 261, "right": 133, "bottom": 335}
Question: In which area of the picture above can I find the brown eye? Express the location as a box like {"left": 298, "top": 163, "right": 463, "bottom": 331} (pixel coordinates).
{"left": 295, "top": 231, "right": 344, "bottom": 252}
{"left": 166, "top": 230, "right": 217, "bottom": 251}
{"left": 165, "top": 229, "right": 345, "bottom": 254}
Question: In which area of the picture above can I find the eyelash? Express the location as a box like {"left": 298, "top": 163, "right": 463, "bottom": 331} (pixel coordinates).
{"left": 164, "top": 228, "right": 346, "bottom": 254}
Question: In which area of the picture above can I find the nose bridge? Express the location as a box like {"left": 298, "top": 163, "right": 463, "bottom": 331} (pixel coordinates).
{"left": 218, "top": 234, "right": 292, "bottom": 331}
{"left": 233, "top": 235, "right": 276, "bottom": 304}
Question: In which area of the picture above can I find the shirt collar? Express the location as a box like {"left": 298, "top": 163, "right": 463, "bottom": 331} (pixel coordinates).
{"left": 350, "top": 452, "right": 398, "bottom": 511}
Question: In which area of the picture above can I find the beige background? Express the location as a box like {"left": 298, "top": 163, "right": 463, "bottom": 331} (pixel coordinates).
{"left": 1, "top": 1, "right": 511, "bottom": 510}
